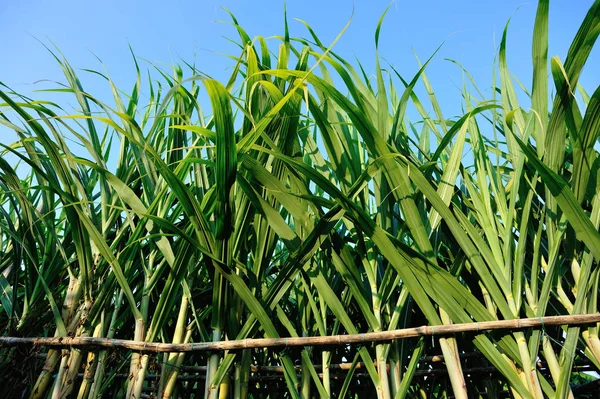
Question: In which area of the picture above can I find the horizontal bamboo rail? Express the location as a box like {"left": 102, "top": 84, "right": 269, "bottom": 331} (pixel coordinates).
{"left": 1, "top": 314, "right": 598, "bottom": 353}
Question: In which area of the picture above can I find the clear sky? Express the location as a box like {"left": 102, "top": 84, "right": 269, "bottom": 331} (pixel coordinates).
{"left": 1, "top": 1, "right": 598, "bottom": 136}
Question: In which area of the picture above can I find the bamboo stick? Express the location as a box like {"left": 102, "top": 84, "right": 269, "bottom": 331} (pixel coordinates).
{"left": 176, "top": 357, "right": 595, "bottom": 374}
{"left": 1, "top": 314, "right": 598, "bottom": 353}
{"left": 69, "top": 363, "right": 596, "bottom": 382}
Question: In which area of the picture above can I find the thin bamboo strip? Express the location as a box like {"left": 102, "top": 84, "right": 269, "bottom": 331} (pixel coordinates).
{"left": 0, "top": 314, "right": 598, "bottom": 353}
{"left": 177, "top": 357, "right": 595, "bottom": 374}
{"left": 71, "top": 364, "right": 596, "bottom": 382}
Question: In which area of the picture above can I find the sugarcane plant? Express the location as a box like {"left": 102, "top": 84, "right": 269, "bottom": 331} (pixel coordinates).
{"left": 1, "top": 0, "right": 600, "bottom": 398}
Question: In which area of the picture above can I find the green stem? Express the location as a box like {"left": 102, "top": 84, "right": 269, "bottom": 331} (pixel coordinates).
{"left": 127, "top": 274, "right": 150, "bottom": 399}
{"left": 162, "top": 326, "right": 193, "bottom": 398}
{"left": 541, "top": 336, "right": 574, "bottom": 399}
{"left": 76, "top": 320, "right": 103, "bottom": 399}
{"left": 89, "top": 290, "right": 123, "bottom": 399}
{"left": 321, "top": 350, "right": 331, "bottom": 398}
{"left": 29, "top": 276, "right": 82, "bottom": 399}
{"left": 160, "top": 294, "right": 190, "bottom": 397}
{"left": 205, "top": 329, "right": 222, "bottom": 399}
{"left": 515, "top": 331, "right": 543, "bottom": 399}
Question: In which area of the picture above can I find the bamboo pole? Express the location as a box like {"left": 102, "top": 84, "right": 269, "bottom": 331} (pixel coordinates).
{"left": 1, "top": 314, "right": 598, "bottom": 353}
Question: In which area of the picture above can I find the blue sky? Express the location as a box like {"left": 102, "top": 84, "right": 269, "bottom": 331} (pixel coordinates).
{"left": 0, "top": 0, "right": 598, "bottom": 139}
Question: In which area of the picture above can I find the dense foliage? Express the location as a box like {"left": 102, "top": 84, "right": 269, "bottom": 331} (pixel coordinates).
{"left": 1, "top": 1, "right": 600, "bottom": 397}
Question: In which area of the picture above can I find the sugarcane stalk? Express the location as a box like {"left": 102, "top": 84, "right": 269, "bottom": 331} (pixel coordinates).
{"left": 300, "top": 291, "right": 311, "bottom": 399}
{"left": 76, "top": 320, "right": 104, "bottom": 399}
{"left": 58, "top": 346, "right": 86, "bottom": 398}
{"left": 503, "top": 353, "right": 524, "bottom": 399}
{"left": 240, "top": 349, "right": 251, "bottom": 399}
{"left": 388, "top": 356, "right": 400, "bottom": 397}
{"left": 159, "top": 294, "right": 190, "bottom": 397}
{"left": 29, "top": 350, "right": 60, "bottom": 399}
{"left": 438, "top": 310, "right": 467, "bottom": 399}
{"left": 219, "top": 374, "right": 231, "bottom": 399}
{"left": 321, "top": 350, "right": 331, "bottom": 398}
{"left": 29, "top": 275, "right": 82, "bottom": 399}
{"left": 205, "top": 329, "right": 222, "bottom": 399}
{"left": 89, "top": 290, "right": 123, "bottom": 399}
{"left": 583, "top": 330, "right": 600, "bottom": 364}
{"left": 127, "top": 283, "right": 150, "bottom": 399}
{"left": 515, "top": 331, "right": 543, "bottom": 399}
{"left": 541, "top": 335, "right": 574, "bottom": 399}
{"left": 162, "top": 326, "right": 193, "bottom": 398}
{"left": 372, "top": 286, "right": 390, "bottom": 399}
{"left": 125, "top": 317, "right": 147, "bottom": 398}
{"left": 300, "top": 343, "right": 311, "bottom": 399}
{"left": 57, "top": 300, "right": 94, "bottom": 398}
{"left": 51, "top": 351, "right": 69, "bottom": 399}
{"left": 375, "top": 343, "right": 391, "bottom": 399}
{"left": 233, "top": 361, "right": 242, "bottom": 399}
{"left": 583, "top": 270, "right": 600, "bottom": 363}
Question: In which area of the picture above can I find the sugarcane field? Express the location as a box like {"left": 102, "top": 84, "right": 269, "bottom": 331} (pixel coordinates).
{"left": 1, "top": 0, "right": 600, "bottom": 398}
